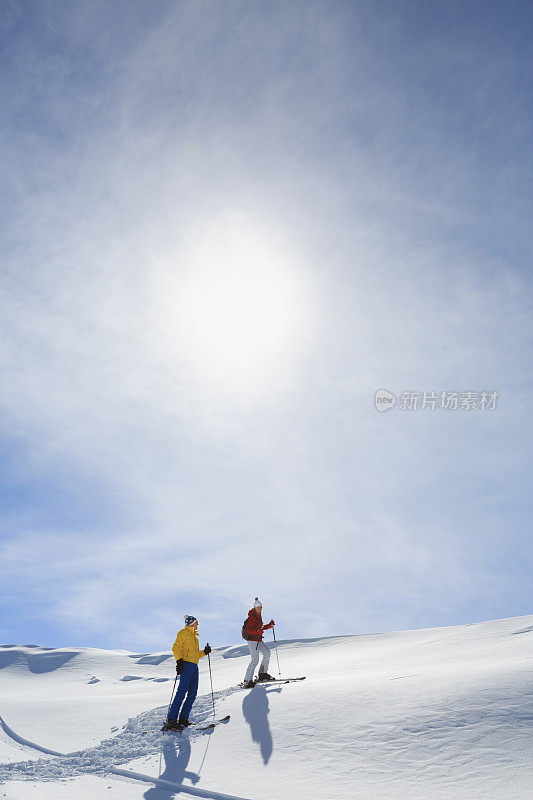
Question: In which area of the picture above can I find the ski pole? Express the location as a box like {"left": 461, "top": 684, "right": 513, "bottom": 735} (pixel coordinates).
{"left": 166, "top": 672, "right": 178, "bottom": 720}
{"left": 272, "top": 626, "right": 281, "bottom": 676}
{"left": 207, "top": 651, "right": 216, "bottom": 717}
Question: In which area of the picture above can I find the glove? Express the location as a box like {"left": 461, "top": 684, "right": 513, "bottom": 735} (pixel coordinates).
{"left": 175, "top": 658, "right": 184, "bottom": 675}
{"left": 203, "top": 643, "right": 212, "bottom": 655}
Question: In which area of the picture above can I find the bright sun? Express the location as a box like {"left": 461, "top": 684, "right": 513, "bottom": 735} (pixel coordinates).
{"left": 159, "top": 214, "right": 314, "bottom": 400}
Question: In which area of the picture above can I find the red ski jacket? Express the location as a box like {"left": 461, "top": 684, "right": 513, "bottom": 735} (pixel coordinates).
{"left": 244, "top": 609, "right": 274, "bottom": 642}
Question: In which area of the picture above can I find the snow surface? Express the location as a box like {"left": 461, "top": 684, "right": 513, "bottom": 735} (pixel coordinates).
{"left": 0, "top": 616, "right": 531, "bottom": 799}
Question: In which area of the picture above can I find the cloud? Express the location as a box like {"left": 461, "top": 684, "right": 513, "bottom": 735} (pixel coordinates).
{"left": 0, "top": 1, "right": 531, "bottom": 649}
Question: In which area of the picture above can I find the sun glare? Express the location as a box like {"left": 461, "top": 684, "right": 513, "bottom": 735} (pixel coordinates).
{"left": 159, "top": 215, "right": 313, "bottom": 400}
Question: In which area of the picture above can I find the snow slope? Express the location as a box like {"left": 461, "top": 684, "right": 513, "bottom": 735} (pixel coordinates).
{"left": 0, "top": 616, "right": 531, "bottom": 799}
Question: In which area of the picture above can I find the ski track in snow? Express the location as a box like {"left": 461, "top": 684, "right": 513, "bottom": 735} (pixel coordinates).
{"left": 0, "top": 686, "right": 244, "bottom": 784}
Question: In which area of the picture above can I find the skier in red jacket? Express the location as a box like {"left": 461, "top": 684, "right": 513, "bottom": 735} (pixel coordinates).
{"left": 242, "top": 597, "right": 275, "bottom": 688}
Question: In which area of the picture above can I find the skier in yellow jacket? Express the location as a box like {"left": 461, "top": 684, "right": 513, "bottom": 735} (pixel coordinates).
{"left": 164, "top": 615, "right": 211, "bottom": 730}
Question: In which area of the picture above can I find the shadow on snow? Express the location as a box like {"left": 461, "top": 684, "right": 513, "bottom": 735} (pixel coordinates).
{"left": 241, "top": 684, "right": 281, "bottom": 765}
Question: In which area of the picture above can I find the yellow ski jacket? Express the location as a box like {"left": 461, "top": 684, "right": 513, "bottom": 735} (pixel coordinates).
{"left": 172, "top": 626, "right": 207, "bottom": 664}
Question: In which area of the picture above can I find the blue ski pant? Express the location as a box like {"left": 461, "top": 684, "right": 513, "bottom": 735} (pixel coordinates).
{"left": 168, "top": 661, "right": 199, "bottom": 721}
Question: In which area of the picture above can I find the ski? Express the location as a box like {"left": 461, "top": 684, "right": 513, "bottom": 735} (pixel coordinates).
{"left": 239, "top": 676, "right": 306, "bottom": 689}
{"left": 161, "top": 714, "right": 230, "bottom": 733}
{"left": 197, "top": 714, "right": 231, "bottom": 731}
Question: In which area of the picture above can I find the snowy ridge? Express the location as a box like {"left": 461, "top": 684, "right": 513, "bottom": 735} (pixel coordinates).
{"left": 0, "top": 615, "right": 532, "bottom": 799}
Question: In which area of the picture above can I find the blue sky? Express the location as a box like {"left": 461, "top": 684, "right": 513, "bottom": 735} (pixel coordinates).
{"left": 0, "top": 0, "right": 531, "bottom": 651}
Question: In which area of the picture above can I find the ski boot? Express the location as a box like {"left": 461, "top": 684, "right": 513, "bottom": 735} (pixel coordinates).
{"left": 257, "top": 672, "right": 275, "bottom": 682}
{"left": 161, "top": 718, "right": 180, "bottom": 732}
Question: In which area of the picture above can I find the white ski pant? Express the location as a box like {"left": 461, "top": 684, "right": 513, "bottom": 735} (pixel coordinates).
{"left": 244, "top": 640, "right": 270, "bottom": 682}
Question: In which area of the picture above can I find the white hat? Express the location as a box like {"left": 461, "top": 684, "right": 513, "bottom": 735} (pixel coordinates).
{"left": 253, "top": 597, "right": 262, "bottom": 608}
